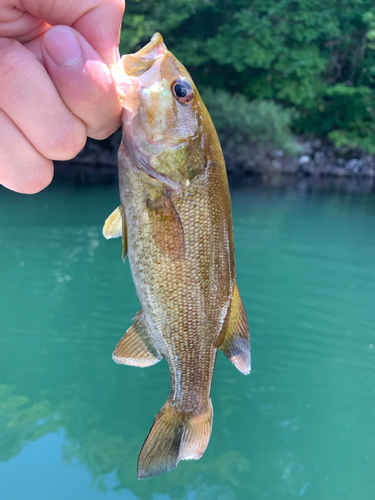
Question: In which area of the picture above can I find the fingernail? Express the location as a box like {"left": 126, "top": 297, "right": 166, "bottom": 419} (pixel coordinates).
{"left": 0, "top": 38, "right": 12, "bottom": 49}
{"left": 44, "top": 26, "right": 82, "bottom": 67}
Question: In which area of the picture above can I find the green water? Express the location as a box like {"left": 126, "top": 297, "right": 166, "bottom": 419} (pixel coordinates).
{"left": 0, "top": 182, "right": 374, "bottom": 500}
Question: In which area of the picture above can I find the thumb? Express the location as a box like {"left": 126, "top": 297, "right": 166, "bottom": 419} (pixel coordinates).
{"left": 42, "top": 25, "right": 121, "bottom": 140}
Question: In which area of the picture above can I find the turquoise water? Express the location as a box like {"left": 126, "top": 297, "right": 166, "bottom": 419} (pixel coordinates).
{"left": 0, "top": 182, "right": 374, "bottom": 500}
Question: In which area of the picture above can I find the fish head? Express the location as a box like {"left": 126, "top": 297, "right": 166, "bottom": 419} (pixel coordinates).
{"left": 111, "top": 33, "right": 219, "bottom": 188}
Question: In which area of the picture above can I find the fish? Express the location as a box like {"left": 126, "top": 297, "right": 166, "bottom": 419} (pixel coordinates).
{"left": 103, "top": 33, "right": 250, "bottom": 479}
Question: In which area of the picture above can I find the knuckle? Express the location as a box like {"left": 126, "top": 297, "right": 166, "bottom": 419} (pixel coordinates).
{"left": 26, "top": 166, "right": 54, "bottom": 194}
{"left": 0, "top": 158, "right": 54, "bottom": 195}
{"left": 89, "top": 129, "right": 111, "bottom": 141}
{"left": 88, "top": 117, "right": 121, "bottom": 140}
{"left": 50, "top": 117, "right": 87, "bottom": 160}
{"left": 0, "top": 42, "right": 34, "bottom": 93}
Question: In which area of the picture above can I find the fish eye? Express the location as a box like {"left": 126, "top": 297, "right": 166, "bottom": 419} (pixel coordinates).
{"left": 171, "top": 79, "right": 194, "bottom": 105}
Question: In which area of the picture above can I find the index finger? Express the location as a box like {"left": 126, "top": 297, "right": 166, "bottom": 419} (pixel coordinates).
{"left": 9, "top": 0, "right": 125, "bottom": 64}
{"left": 72, "top": 0, "right": 125, "bottom": 64}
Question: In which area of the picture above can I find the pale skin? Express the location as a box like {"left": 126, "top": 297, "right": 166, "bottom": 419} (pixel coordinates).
{"left": 0, "top": 0, "right": 125, "bottom": 194}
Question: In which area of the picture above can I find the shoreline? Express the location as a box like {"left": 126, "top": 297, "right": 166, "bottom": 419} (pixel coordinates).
{"left": 54, "top": 133, "right": 375, "bottom": 194}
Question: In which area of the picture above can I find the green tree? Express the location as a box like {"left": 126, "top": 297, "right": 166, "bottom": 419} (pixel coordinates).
{"left": 120, "top": 0, "right": 375, "bottom": 153}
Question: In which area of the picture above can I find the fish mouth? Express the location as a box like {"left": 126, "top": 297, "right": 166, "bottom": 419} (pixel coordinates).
{"left": 121, "top": 33, "right": 167, "bottom": 77}
{"left": 110, "top": 33, "right": 167, "bottom": 111}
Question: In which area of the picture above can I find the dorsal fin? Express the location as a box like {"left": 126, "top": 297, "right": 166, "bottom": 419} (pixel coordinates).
{"left": 219, "top": 282, "right": 251, "bottom": 375}
{"left": 102, "top": 205, "right": 128, "bottom": 262}
{"left": 113, "top": 312, "right": 162, "bottom": 367}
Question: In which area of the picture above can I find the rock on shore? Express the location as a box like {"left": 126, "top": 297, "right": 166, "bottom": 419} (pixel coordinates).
{"left": 225, "top": 137, "right": 375, "bottom": 179}
{"left": 54, "top": 133, "right": 375, "bottom": 188}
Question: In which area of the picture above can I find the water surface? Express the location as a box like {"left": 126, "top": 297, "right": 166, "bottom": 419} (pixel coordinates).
{"left": 0, "top": 182, "right": 374, "bottom": 499}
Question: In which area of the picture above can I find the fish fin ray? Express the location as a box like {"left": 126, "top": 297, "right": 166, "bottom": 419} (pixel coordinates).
{"left": 112, "top": 312, "right": 162, "bottom": 367}
{"left": 138, "top": 400, "right": 213, "bottom": 479}
{"left": 103, "top": 206, "right": 123, "bottom": 239}
{"left": 219, "top": 282, "right": 251, "bottom": 375}
{"left": 102, "top": 205, "right": 128, "bottom": 262}
{"left": 146, "top": 193, "right": 184, "bottom": 260}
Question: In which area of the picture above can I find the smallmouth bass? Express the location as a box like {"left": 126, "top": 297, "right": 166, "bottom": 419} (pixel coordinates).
{"left": 103, "top": 33, "right": 250, "bottom": 479}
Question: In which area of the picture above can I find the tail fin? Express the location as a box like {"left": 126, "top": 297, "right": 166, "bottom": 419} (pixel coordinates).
{"left": 137, "top": 400, "right": 213, "bottom": 479}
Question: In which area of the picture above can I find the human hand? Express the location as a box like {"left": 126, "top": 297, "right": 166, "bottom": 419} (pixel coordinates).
{"left": 0, "top": 0, "right": 125, "bottom": 194}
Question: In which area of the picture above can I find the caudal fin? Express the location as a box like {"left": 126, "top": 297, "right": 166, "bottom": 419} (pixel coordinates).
{"left": 137, "top": 400, "right": 213, "bottom": 479}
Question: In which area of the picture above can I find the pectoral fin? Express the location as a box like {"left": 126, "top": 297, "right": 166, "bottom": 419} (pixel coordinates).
{"left": 219, "top": 283, "right": 251, "bottom": 375}
{"left": 102, "top": 205, "right": 128, "bottom": 262}
{"left": 147, "top": 193, "right": 184, "bottom": 260}
{"left": 113, "top": 312, "right": 162, "bottom": 367}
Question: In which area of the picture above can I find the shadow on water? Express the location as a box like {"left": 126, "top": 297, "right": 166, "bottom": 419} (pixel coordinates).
{"left": 0, "top": 180, "right": 375, "bottom": 499}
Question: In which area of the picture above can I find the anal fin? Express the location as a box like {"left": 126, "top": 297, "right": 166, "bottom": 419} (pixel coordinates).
{"left": 113, "top": 312, "right": 162, "bottom": 367}
{"left": 102, "top": 205, "right": 128, "bottom": 261}
{"left": 219, "top": 282, "right": 251, "bottom": 375}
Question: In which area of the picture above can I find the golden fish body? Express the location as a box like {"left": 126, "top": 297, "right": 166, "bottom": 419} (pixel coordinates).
{"left": 103, "top": 33, "right": 250, "bottom": 479}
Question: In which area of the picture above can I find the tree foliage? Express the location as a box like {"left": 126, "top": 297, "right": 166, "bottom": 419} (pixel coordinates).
{"left": 202, "top": 88, "right": 300, "bottom": 156}
{"left": 120, "top": 0, "right": 375, "bottom": 153}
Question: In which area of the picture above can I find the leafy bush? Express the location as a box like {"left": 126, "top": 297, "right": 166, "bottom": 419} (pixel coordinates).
{"left": 201, "top": 88, "right": 301, "bottom": 156}
{"left": 296, "top": 84, "right": 375, "bottom": 152}
{"left": 325, "top": 85, "right": 375, "bottom": 153}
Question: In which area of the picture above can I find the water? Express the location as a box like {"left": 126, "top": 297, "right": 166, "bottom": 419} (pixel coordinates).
{"left": 0, "top": 181, "right": 374, "bottom": 500}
